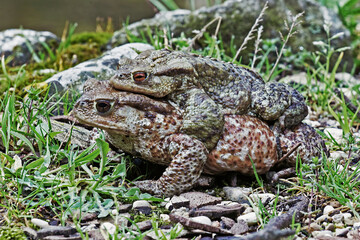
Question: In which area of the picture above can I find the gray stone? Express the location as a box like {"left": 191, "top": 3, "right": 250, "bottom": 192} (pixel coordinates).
{"left": 336, "top": 227, "right": 350, "bottom": 237}
{"left": 332, "top": 213, "right": 344, "bottom": 224}
{"left": 37, "top": 226, "right": 77, "bottom": 239}
{"left": 0, "top": 29, "right": 59, "bottom": 66}
{"left": 180, "top": 192, "right": 222, "bottom": 209}
{"left": 323, "top": 205, "right": 335, "bottom": 215}
{"left": 223, "top": 187, "right": 252, "bottom": 203}
{"left": 101, "top": 222, "right": 116, "bottom": 235}
{"left": 170, "top": 195, "right": 190, "bottom": 209}
{"left": 191, "top": 216, "right": 212, "bottom": 225}
{"left": 109, "top": 0, "right": 352, "bottom": 68}
{"left": 45, "top": 43, "right": 153, "bottom": 93}
{"left": 237, "top": 212, "right": 258, "bottom": 225}
{"left": 134, "top": 220, "right": 153, "bottom": 231}
{"left": 230, "top": 220, "right": 249, "bottom": 235}
{"left": 312, "top": 230, "right": 333, "bottom": 237}
{"left": 220, "top": 216, "right": 235, "bottom": 229}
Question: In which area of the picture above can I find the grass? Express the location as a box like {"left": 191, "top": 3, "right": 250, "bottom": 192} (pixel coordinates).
{"left": 0, "top": 1, "right": 359, "bottom": 239}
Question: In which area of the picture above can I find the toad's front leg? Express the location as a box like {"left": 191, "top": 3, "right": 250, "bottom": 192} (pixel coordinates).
{"left": 134, "top": 134, "right": 208, "bottom": 197}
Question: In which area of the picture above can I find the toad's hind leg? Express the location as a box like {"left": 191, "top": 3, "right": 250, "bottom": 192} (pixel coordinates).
{"left": 134, "top": 134, "right": 208, "bottom": 197}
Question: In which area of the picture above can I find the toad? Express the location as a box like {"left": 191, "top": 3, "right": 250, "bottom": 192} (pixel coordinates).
{"left": 110, "top": 49, "right": 308, "bottom": 149}
{"left": 73, "top": 79, "right": 324, "bottom": 196}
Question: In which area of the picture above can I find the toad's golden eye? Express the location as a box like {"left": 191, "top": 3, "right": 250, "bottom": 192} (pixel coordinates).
{"left": 132, "top": 72, "right": 147, "bottom": 83}
{"left": 96, "top": 100, "right": 112, "bottom": 113}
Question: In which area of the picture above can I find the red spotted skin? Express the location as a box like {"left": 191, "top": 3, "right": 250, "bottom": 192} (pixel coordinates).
{"left": 74, "top": 79, "right": 325, "bottom": 196}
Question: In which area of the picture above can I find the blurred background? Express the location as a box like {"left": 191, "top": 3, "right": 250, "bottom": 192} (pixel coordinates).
{"left": 0, "top": 0, "right": 214, "bottom": 35}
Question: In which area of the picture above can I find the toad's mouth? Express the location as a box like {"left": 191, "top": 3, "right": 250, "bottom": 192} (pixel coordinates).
{"left": 114, "top": 91, "right": 175, "bottom": 115}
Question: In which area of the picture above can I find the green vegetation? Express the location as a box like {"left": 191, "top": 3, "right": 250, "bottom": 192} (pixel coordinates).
{"left": 0, "top": 0, "right": 359, "bottom": 239}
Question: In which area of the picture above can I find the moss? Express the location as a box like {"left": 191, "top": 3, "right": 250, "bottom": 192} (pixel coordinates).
{"left": 70, "top": 32, "right": 112, "bottom": 46}
{"left": 0, "top": 226, "right": 27, "bottom": 240}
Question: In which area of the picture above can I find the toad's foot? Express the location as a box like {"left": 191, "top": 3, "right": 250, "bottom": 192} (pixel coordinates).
{"left": 134, "top": 134, "right": 208, "bottom": 197}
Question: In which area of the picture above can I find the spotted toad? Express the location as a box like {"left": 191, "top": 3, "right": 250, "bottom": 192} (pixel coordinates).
{"left": 74, "top": 79, "right": 324, "bottom": 196}
{"left": 110, "top": 49, "right": 308, "bottom": 149}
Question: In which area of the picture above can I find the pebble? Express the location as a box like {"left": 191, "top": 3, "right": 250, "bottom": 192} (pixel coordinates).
{"left": 160, "top": 214, "right": 170, "bottom": 222}
{"left": 325, "top": 223, "right": 335, "bottom": 231}
{"left": 190, "top": 216, "right": 212, "bottom": 226}
{"left": 323, "top": 205, "right": 335, "bottom": 215}
{"left": 324, "top": 128, "right": 344, "bottom": 144}
{"left": 249, "top": 193, "right": 276, "bottom": 204}
{"left": 309, "top": 222, "right": 322, "bottom": 231}
{"left": 133, "top": 200, "right": 152, "bottom": 214}
{"left": 243, "top": 206, "right": 254, "bottom": 214}
{"left": 332, "top": 213, "right": 344, "bottom": 224}
{"left": 170, "top": 195, "right": 190, "bottom": 209}
{"left": 117, "top": 213, "right": 131, "bottom": 227}
{"left": 223, "top": 187, "right": 252, "bottom": 202}
{"left": 237, "top": 212, "right": 258, "bottom": 225}
{"left": 101, "top": 222, "right": 116, "bottom": 235}
{"left": 31, "top": 218, "right": 49, "bottom": 228}
{"left": 330, "top": 151, "right": 348, "bottom": 160}
{"left": 343, "top": 213, "right": 354, "bottom": 225}
{"left": 312, "top": 230, "right": 333, "bottom": 237}
{"left": 180, "top": 192, "right": 222, "bottom": 209}
{"left": 220, "top": 216, "right": 235, "bottom": 229}
{"left": 335, "top": 227, "right": 350, "bottom": 237}
{"left": 353, "top": 222, "right": 360, "bottom": 229}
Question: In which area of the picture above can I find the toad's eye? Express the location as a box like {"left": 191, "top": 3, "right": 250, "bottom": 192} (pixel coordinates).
{"left": 96, "top": 100, "right": 112, "bottom": 114}
{"left": 132, "top": 72, "right": 147, "bottom": 83}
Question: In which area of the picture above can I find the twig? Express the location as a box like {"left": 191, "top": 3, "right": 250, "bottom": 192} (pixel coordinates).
{"left": 186, "top": 16, "right": 222, "bottom": 51}
{"left": 232, "top": 1, "right": 268, "bottom": 62}
{"left": 251, "top": 25, "right": 263, "bottom": 69}
{"left": 268, "top": 11, "right": 304, "bottom": 81}
{"left": 279, "top": 142, "right": 301, "bottom": 162}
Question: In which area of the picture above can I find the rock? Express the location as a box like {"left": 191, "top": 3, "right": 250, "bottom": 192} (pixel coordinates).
{"left": 220, "top": 216, "right": 235, "bottom": 229}
{"left": 134, "top": 220, "right": 153, "bottom": 231}
{"left": 160, "top": 214, "right": 170, "bottom": 222}
{"left": 117, "top": 213, "right": 131, "bottom": 227}
{"left": 249, "top": 193, "right": 276, "bottom": 204}
{"left": 45, "top": 43, "right": 154, "bottom": 93}
{"left": 223, "top": 187, "right": 252, "bottom": 203}
{"left": 31, "top": 218, "right": 49, "bottom": 228}
{"left": 332, "top": 213, "right": 344, "bottom": 224}
{"left": 323, "top": 205, "right": 335, "bottom": 215}
{"left": 109, "top": 0, "right": 352, "bottom": 68}
{"left": 330, "top": 151, "right": 348, "bottom": 161}
{"left": 180, "top": 192, "right": 222, "bottom": 209}
{"left": 316, "top": 215, "right": 331, "bottom": 224}
{"left": 343, "top": 213, "right": 354, "bottom": 225}
{"left": 335, "top": 72, "right": 358, "bottom": 87}
{"left": 324, "top": 128, "right": 344, "bottom": 144}
{"left": 336, "top": 227, "right": 350, "bottom": 237}
{"left": 230, "top": 220, "right": 249, "bottom": 235}
{"left": 37, "top": 226, "right": 77, "bottom": 239}
{"left": 189, "top": 203, "right": 244, "bottom": 219}
{"left": 191, "top": 216, "right": 212, "bottom": 225}
{"left": 237, "top": 212, "right": 258, "bottom": 225}
{"left": 312, "top": 230, "right": 333, "bottom": 237}
{"left": 22, "top": 227, "right": 37, "bottom": 239}
{"left": 0, "top": 29, "right": 59, "bottom": 66}
{"left": 170, "top": 195, "right": 191, "bottom": 209}
{"left": 309, "top": 222, "right": 322, "bottom": 231}
{"left": 353, "top": 222, "right": 360, "bottom": 229}
{"left": 116, "top": 203, "right": 133, "bottom": 213}
{"left": 101, "top": 222, "right": 116, "bottom": 235}
{"left": 325, "top": 223, "right": 335, "bottom": 231}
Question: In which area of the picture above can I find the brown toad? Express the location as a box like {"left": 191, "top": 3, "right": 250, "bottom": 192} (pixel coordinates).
{"left": 73, "top": 79, "right": 324, "bottom": 196}
{"left": 110, "top": 49, "right": 308, "bottom": 149}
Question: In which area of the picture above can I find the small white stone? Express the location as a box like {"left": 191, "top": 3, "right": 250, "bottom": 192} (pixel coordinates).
{"left": 312, "top": 230, "right": 333, "bottom": 237}
{"left": 335, "top": 227, "right": 350, "bottom": 237}
{"left": 332, "top": 213, "right": 344, "bottom": 224}
{"left": 353, "top": 222, "right": 360, "bottom": 229}
{"left": 223, "top": 187, "right": 252, "bottom": 202}
{"left": 309, "top": 222, "right": 322, "bottom": 231}
{"left": 243, "top": 207, "right": 254, "bottom": 214}
{"left": 324, "top": 128, "right": 344, "bottom": 144}
{"left": 160, "top": 214, "right": 170, "bottom": 222}
{"left": 191, "top": 216, "right": 212, "bottom": 225}
{"left": 31, "top": 218, "right": 49, "bottom": 228}
{"left": 323, "top": 205, "right": 335, "bottom": 215}
{"left": 343, "top": 213, "right": 354, "bottom": 225}
{"left": 249, "top": 193, "right": 276, "bottom": 204}
{"left": 237, "top": 212, "right": 258, "bottom": 225}
{"left": 132, "top": 200, "right": 151, "bottom": 209}
{"left": 101, "top": 222, "right": 116, "bottom": 235}
{"left": 330, "top": 151, "right": 348, "bottom": 160}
